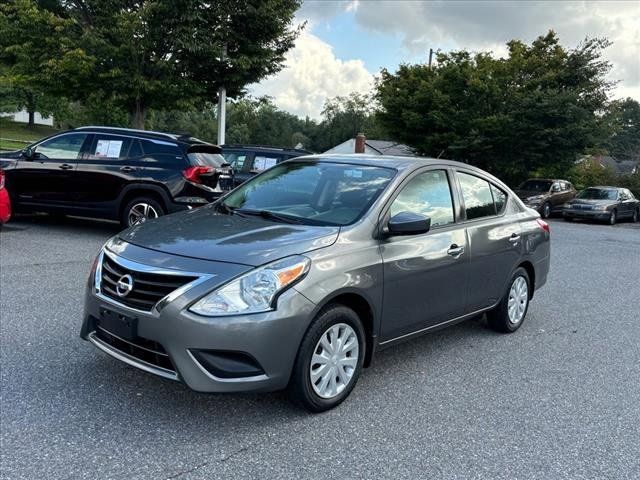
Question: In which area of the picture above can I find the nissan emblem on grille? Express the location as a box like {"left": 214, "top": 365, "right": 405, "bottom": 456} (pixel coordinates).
{"left": 115, "top": 274, "right": 134, "bottom": 297}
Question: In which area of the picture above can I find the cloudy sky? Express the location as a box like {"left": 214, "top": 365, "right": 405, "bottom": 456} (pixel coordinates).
{"left": 251, "top": 0, "right": 640, "bottom": 119}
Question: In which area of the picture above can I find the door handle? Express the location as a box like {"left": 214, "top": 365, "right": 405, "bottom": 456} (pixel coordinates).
{"left": 120, "top": 166, "right": 136, "bottom": 173}
{"left": 447, "top": 244, "right": 465, "bottom": 258}
{"left": 59, "top": 164, "right": 74, "bottom": 170}
{"left": 508, "top": 233, "right": 521, "bottom": 243}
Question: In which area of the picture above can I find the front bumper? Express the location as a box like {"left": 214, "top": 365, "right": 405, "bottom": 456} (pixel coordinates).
{"left": 80, "top": 253, "right": 316, "bottom": 393}
{"left": 563, "top": 209, "right": 609, "bottom": 220}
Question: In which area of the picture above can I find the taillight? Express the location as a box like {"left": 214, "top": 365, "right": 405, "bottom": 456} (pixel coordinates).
{"left": 0, "top": 170, "right": 5, "bottom": 189}
{"left": 536, "top": 218, "right": 550, "bottom": 233}
{"left": 183, "top": 166, "right": 215, "bottom": 184}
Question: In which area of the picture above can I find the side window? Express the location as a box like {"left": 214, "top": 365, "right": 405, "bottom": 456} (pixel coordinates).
{"left": 223, "top": 152, "right": 247, "bottom": 170}
{"left": 141, "top": 140, "right": 182, "bottom": 157}
{"left": 252, "top": 155, "right": 280, "bottom": 172}
{"left": 89, "top": 135, "right": 131, "bottom": 160}
{"left": 390, "top": 169, "right": 455, "bottom": 227}
{"left": 625, "top": 189, "right": 635, "bottom": 200}
{"left": 491, "top": 184, "right": 507, "bottom": 214}
{"left": 551, "top": 182, "right": 561, "bottom": 192}
{"left": 458, "top": 172, "right": 497, "bottom": 220}
{"left": 128, "top": 140, "right": 143, "bottom": 158}
{"left": 36, "top": 134, "right": 88, "bottom": 160}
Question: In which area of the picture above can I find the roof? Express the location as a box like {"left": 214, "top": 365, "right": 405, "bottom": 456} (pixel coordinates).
{"left": 578, "top": 155, "right": 639, "bottom": 175}
{"left": 365, "top": 140, "right": 416, "bottom": 157}
{"left": 323, "top": 138, "right": 416, "bottom": 156}
{"left": 73, "top": 126, "right": 215, "bottom": 146}
{"left": 221, "top": 144, "right": 312, "bottom": 154}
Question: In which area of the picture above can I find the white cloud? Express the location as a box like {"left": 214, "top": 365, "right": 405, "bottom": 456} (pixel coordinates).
{"left": 348, "top": 0, "right": 640, "bottom": 100}
{"left": 250, "top": 31, "right": 374, "bottom": 119}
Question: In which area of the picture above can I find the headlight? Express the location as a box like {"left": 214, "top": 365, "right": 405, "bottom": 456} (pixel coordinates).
{"left": 525, "top": 196, "right": 543, "bottom": 205}
{"left": 189, "top": 255, "right": 310, "bottom": 316}
{"left": 594, "top": 205, "right": 609, "bottom": 211}
{"left": 563, "top": 203, "right": 572, "bottom": 209}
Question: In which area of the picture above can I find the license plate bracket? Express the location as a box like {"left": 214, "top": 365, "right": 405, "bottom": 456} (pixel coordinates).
{"left": 99, "top": 307, "right": 138, "bottom": 340}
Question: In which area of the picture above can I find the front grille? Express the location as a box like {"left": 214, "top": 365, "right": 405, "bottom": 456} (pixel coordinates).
{"left": 95, "top": 326, "right": 175, "bottom": 373}
{"left": 100, "top": 254, "right": 197, "bottom": 311}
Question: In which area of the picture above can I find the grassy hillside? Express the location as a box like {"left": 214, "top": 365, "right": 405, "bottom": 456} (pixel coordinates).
{"left": 0, "top": 117, "right": 59, "bottom": 151}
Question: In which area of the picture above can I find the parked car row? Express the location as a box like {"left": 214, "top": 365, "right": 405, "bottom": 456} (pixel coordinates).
{"left": 515, "top": 178, "right": 639, "bottom": 225}
{"left": 1, "top": 128, "right": 637, "bottom": 230}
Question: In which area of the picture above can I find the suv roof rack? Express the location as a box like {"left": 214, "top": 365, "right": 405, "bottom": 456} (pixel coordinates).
{"left": 74, "top": 126, "right": 179, "bottom": 141}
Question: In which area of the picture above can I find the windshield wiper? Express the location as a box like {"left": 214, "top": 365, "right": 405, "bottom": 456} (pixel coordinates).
{"left": 235, "top": 209, "right": 306, "bottom": 224}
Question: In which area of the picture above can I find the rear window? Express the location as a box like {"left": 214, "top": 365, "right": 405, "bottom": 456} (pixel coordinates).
{"left": 188, "top": 152, "right": 225, "bottom": 167}
{"left": 141, "top": 140, "right": 182, "bottom": 157}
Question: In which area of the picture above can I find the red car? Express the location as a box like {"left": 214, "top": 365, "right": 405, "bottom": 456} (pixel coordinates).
{"left": 0, "top": 170, "right": 11, "bottom": 225}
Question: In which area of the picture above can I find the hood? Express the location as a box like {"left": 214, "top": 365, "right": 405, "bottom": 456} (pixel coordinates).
{"left": 119, "top": 205, "right": 339, "bottom": 267}
{"left": 515, "top": 190, "right": 548, "bottom": 201}
{"left": 567, "top": 198, "right": 614, "bottom": 206}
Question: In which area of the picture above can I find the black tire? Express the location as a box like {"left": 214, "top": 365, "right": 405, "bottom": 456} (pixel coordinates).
{"left": 632, "top": 209, "right": 639, "bottom": 223}
{"left": 289, "top": 304, "right": 366, "bottom": 413}
{"left": 487, "top": 267, "right": 531, "bottom": 333}
{"left": 120, "top": 196, "right": 165, "bottom": 228}
{"left": 608, "top": 209, "right": 616, "bottom": 226}
{"left": 541, "top": 202, "right": 551, "bottom": 219}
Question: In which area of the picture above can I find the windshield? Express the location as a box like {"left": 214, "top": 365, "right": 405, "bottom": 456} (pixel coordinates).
{"left": 222, "top": 161, "right": 396, "bottom": 226}
{"left": 518, "top": 180, "right": 552, "bottom": 192}
{"left": 577, "top": 188, "right": 618, "bottom": 200}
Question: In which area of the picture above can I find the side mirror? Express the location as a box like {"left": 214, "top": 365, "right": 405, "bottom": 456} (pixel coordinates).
{"left": 386, "top": 212, "right": 431, "bottom": 236}
{"left": 22, "top": 146, "right": 35, "bottom": 159}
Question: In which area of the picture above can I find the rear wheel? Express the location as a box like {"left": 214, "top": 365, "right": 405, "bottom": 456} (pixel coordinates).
{"left": 289, "top": 304, "right": 365, "bottom": 412}
{"left": 487, "top": 267, "right": 530, "bottom": 333}
{"left": 121, "top": 197, "right": 165, "bottom": 228}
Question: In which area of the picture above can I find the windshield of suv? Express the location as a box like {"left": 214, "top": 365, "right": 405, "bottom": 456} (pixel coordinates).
{"left": 518, "top": 180, "right": 552, "bottom": 192}
{"left": 221, "top": 161, "right": 396, "bottom": 226}
{"left": 577, "top": 188, "right": 618, "bottom": 200}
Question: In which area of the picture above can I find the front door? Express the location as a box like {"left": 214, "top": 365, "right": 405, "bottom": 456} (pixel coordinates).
{"left": 12, "top": 133, "right": 90, "bottom": 208}
{"left": 380, "top": 168, "right": 469, "bottom": 341}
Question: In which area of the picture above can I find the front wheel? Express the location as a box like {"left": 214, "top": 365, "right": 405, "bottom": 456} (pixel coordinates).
{"left": 541, "top": 202, "right": 551, "bottom": 219}
{"left": 487, "top": 267, "right": 531, "bottom": 333}
{"left": 608, "top": 210, "right": 617, "bottom": 226}
{"left": 121, "top": 197, "right": 165, "bottom": 228}
{"left": 632, "top": 209, "right": 638, "bottom": 223}
{"left": 289, "top": 304, "right": 365, "bottom": 412}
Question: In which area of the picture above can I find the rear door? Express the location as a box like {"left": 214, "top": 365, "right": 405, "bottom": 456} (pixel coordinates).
{"left": 12, "top": 132, "right": 90, "bottom": 207}
{"left": 619, "top": 189, "right": 635, "bottom": 218}
{"left": 380, "top": 168, "right": 469, "bottom": 341}
{"left": 75, "top": 134, "right": 136, "bottom": 215}
{"left": 454, "top": 170, "right": 522, "bottom": 313}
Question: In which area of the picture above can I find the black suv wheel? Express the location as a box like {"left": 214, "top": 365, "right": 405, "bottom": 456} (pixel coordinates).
{"left": 121, "top": 196, "right": 165, "bottom": 228}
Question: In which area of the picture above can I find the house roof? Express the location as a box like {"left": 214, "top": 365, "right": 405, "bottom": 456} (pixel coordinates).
{"left": 323, "top": 138, "right": 416, "bottom": 156}
{"left": 365, "top": 140, "right": 415, "bottom": 157}
{"left": 579, "top": 155, "right": 639, "bottom": 174}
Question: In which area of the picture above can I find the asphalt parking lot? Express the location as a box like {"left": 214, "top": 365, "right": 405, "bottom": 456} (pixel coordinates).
{"left": 1, "top": 214, "right": 639, "bottom": 480}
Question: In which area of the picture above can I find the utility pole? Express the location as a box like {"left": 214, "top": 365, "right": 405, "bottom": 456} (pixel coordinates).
{"left": 428, "top": 48, "right": 434, "bottom": 69}
{"left": 217, "top": 43, "right": 227, "bottom": 145}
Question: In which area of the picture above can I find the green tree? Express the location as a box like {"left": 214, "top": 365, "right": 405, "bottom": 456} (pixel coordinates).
{"left": 602, "top": 98, "right": 640, "bottom": 161}
{"left": 0, "top": 0, "right": 302, "bottom": 128}
{"left": 310, "top": 93, "right": 385, "bottom": 152}
{"left": 376, "top": 31, "right": 613, "bottom": 185}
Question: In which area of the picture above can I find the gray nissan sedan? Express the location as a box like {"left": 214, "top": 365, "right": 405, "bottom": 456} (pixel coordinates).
{"left": 81, "top": 155, "right": 550, "bottom": 411}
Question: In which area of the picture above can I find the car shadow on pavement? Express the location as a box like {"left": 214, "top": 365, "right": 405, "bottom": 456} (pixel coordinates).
{"left": 76, "top": 314, "right": 496, "bottom": 427}
{"left": 4, "top": 213, "right": 122, "bottom": 235}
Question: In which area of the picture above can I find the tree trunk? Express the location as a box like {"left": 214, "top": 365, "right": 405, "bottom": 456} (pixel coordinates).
{"left": 130, "top": 99, "right": 146, "bottom": 129}
{"left": 26, "top": 91, "right": 36, "bottom": 128}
